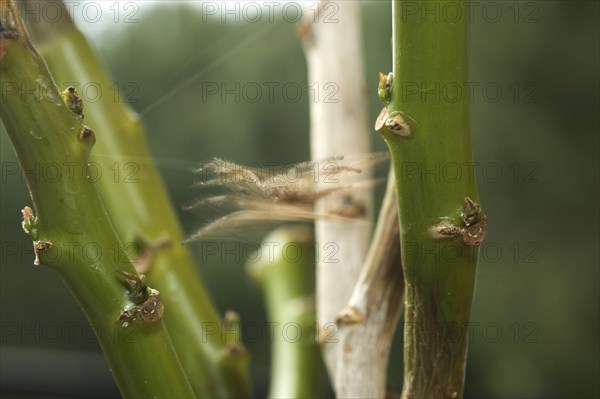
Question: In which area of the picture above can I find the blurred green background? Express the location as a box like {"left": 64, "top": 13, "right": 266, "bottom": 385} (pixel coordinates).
{"left": 1, "top": 1, "right": 598, "bottom": 398}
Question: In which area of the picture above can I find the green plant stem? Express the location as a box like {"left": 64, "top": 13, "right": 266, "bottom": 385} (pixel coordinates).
{"left": 21, "top": 2, "right": 251, "bottom": 396}
{"left": 376, "top": 1, "right": 485, "bottom": 398}
{"left": 247, "top": 226, "right": 319, "bottom": 399}
{"left": 0, "top": 1, "right": 194, "bottom": 397}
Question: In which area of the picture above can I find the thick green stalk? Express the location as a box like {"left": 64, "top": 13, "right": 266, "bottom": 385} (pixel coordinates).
{"left": 247, "top": 226, "right": 319, "bottom": 399}
{"left": 0, "top": 1, "right": 193, "bottom": 397}
{"left": 376, "top": 1, "right": 486, "bottom": 398}
{"left": 21, "top": 2, "right": 251, "bottom": 397}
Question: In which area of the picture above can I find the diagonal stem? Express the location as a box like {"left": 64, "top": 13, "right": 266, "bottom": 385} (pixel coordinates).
{"left": 20, "top": 1, "right": 251, "bottom": 396}
{"left": 0, "top": 1, "right": 194, "bottom": 397}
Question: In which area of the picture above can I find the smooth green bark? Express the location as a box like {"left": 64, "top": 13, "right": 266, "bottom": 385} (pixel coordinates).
{"left": 0, "top": 1, "right": 193, "bottom": 397}
{"left": 376, "top": 1, "right": 486, "bottom": 398}
{"left": 248, "top": 226, "right": 319, "bottom": 399}
{"left": 20, "top": 2, "right": 251, "bottom": 396}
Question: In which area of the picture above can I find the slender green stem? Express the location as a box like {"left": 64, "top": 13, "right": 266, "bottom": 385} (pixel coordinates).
{"left": 376, "top": 1, "right": 486, "bottom": 398}
{"left": 20, "top": 1, "right": 251, "bottom": 396}
{"left": 247, "top": 226, "right": 319, "bottom": 399}
{"left": 0, "top": 1, "right": 194, "bottom": 397}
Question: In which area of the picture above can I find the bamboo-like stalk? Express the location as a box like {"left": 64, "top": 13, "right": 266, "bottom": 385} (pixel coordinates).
{"left": 247, "top": 226, "right": 319, "bottom": 399}
{"left": 20, "top": 1, "right": 251, "bottom": 397}
{"left": 298, "top": 2, "right": 376, "bottom": 395}
{"left": 0, "top": 1, "right": 194, "bottom": 397}
{"left": 376, "top": 1, "right": 487, "bottom": 398}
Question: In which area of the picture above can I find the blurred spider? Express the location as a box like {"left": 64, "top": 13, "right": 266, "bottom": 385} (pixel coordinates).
{"left": 185, "top": 153, "right": 388, "bottom": 242}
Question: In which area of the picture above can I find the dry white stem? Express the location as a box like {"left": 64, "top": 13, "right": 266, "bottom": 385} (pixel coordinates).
{"left": 300, "top": 1, "right": 382, "bottom": 397}
{"left": 338, "top": 175, "right": 403, "bottom": 398}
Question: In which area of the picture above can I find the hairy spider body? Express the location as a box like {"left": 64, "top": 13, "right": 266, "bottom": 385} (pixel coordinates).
{"left": 186, "top": 153, "right": 388, "bottom": 242}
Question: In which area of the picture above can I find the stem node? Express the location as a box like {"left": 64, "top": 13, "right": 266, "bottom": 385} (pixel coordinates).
{"left": 79, "top": 126, "right": 94, "bottom": 141}
{"left": 32, "top": 240, "right": 53, "bottom": 266}
{"left": 336, "top": 305, "right": 364, "bottom": 326}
